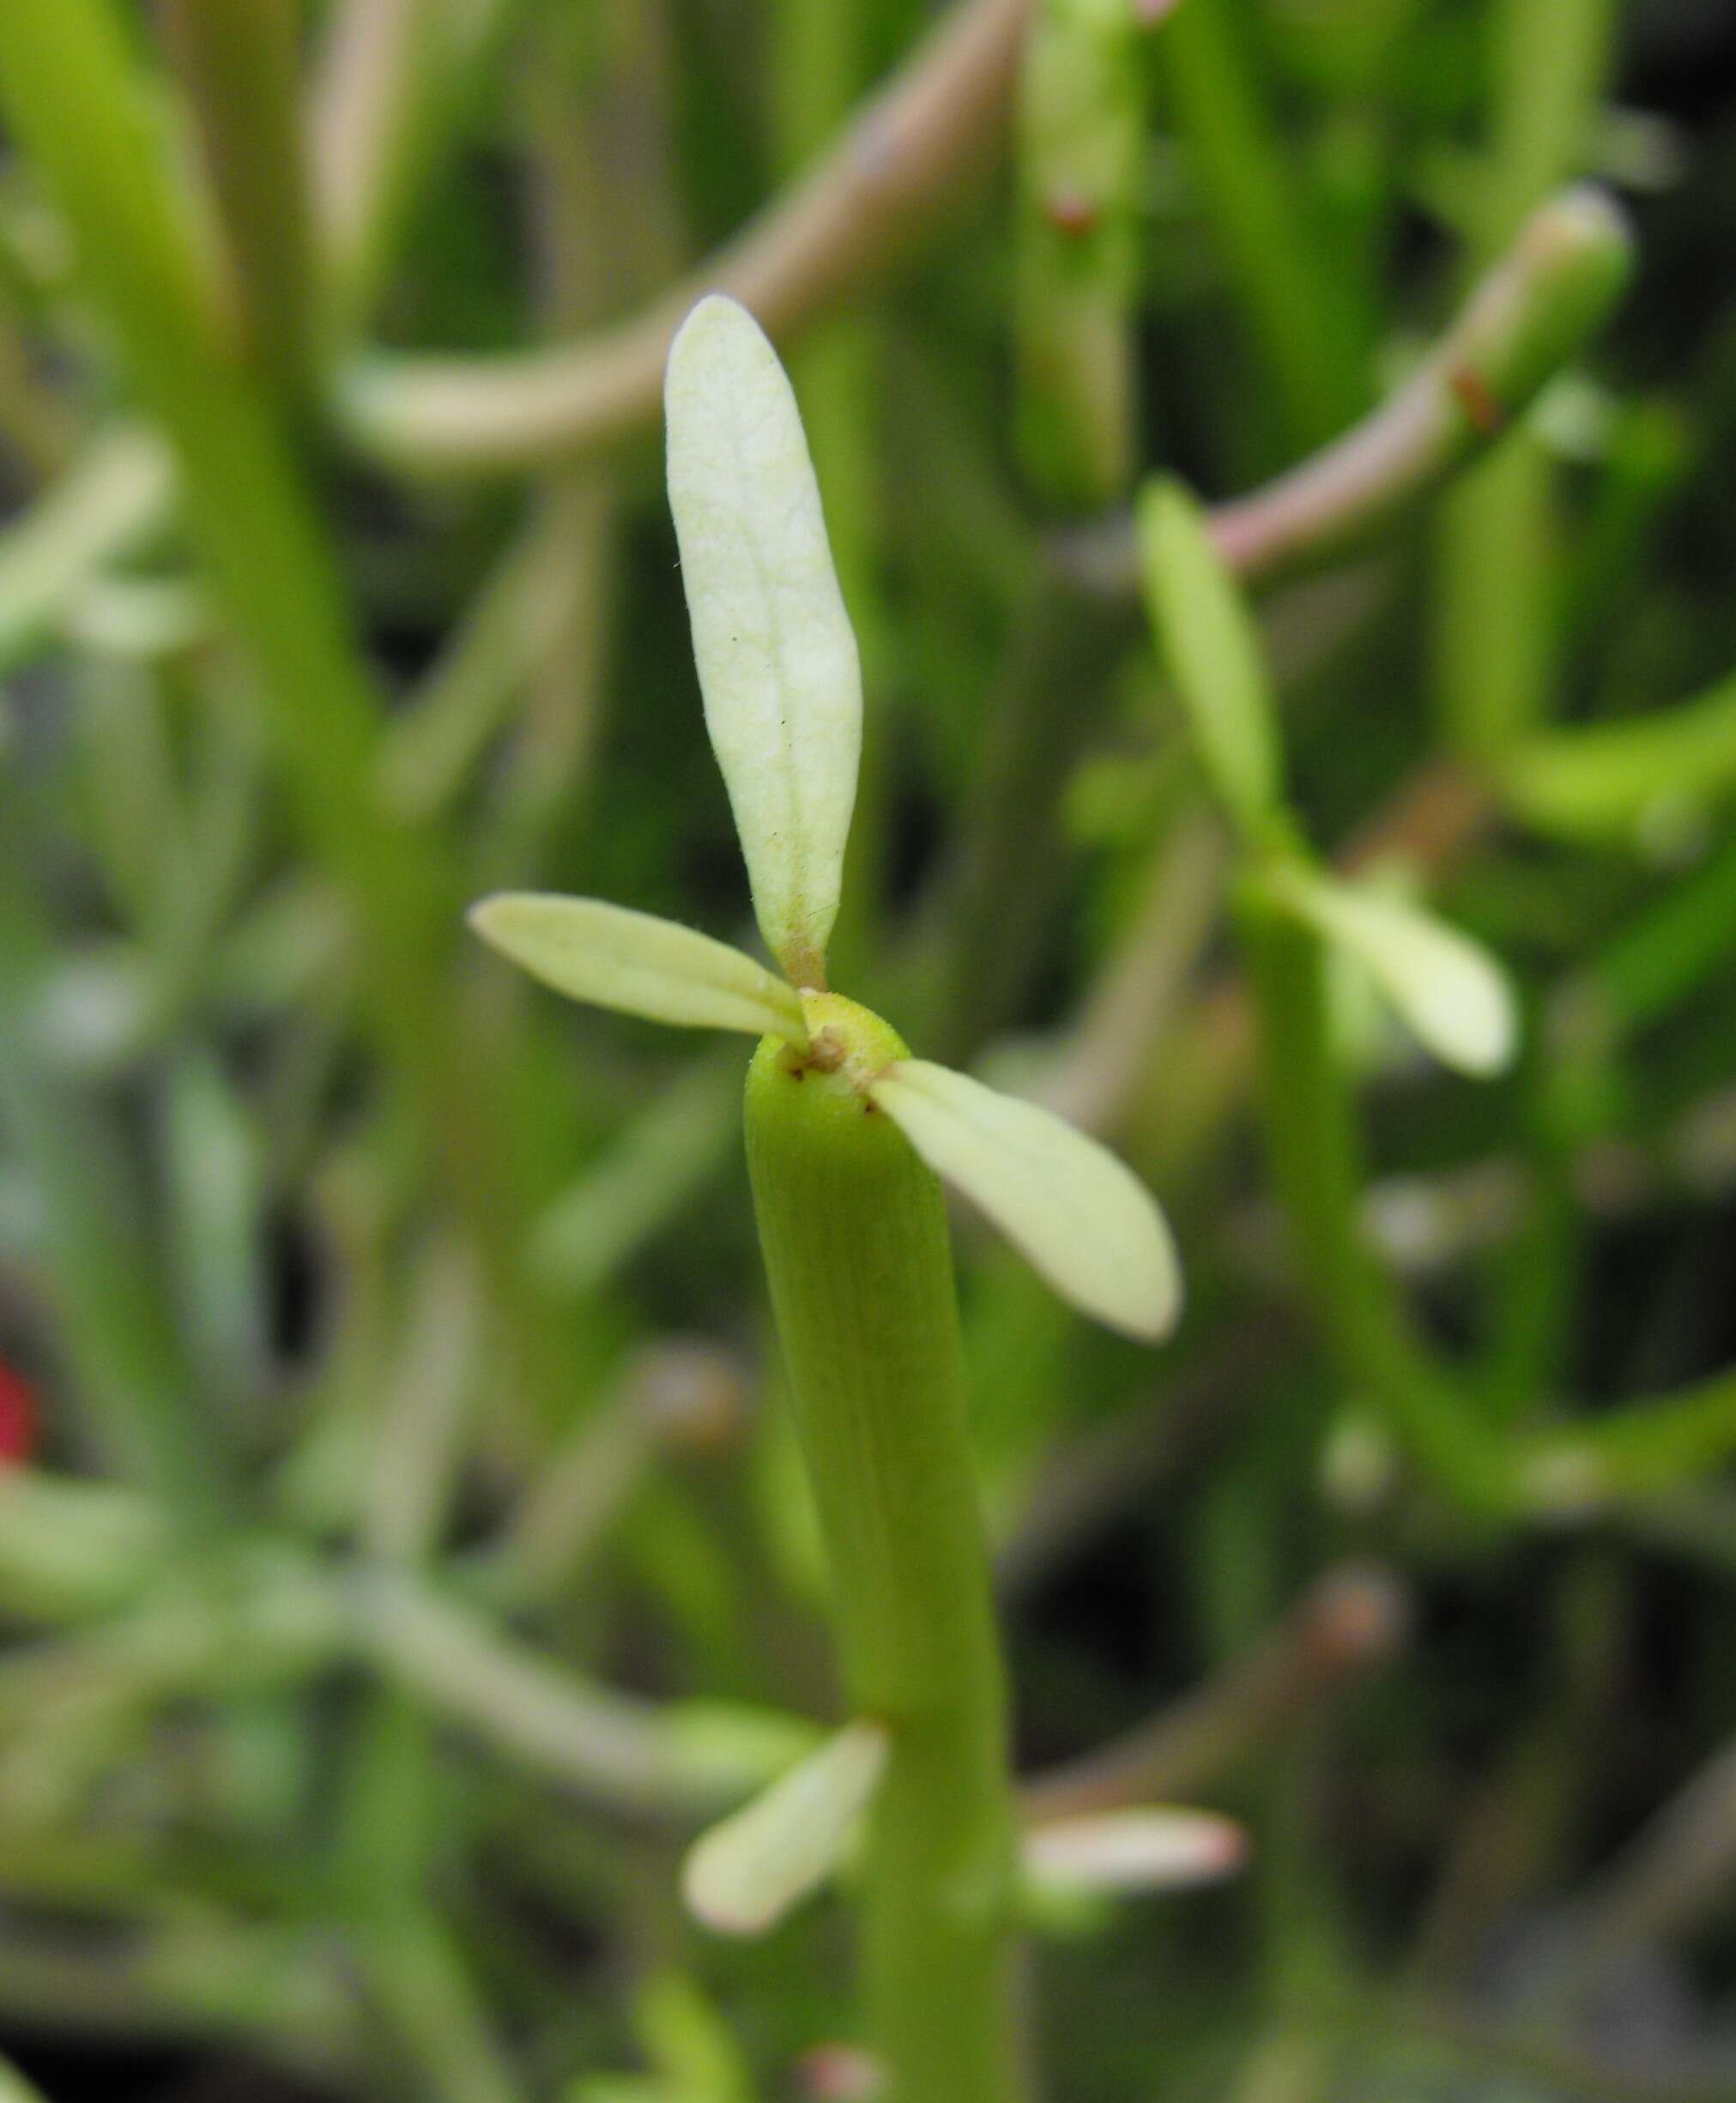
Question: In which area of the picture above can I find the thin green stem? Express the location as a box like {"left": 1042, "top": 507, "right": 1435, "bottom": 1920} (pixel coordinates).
{"left": 1057, "top": 187, "right": 1633, "bottom": 598}
{"left": 935, "top": 557, "right": 1139, "bottom": 1063}
{"left": 1160, "top": 0, "right": 1368, "bottom": 456}
{"left": 1014, "top": 0, "right": 1145, "bottom": 509}
{"left": 1479, "top": 0, "right": 1619, "bottom": 259}
{"left": 311, "top": 0, "right": 526, "bottom": 337}
{"left": 1565, "top": 828, "right": 1736, "bottom": 1040}
{"left": 1434, "top": 0, "right": 1618, "bottom": 758}
{"left": 334, "top": 0, "right": 1028, "bottom": 475}
{"left": 160, "top": 0, "right": 315, "bottom": 401}
{"left": 0, "top": 857, "right": 226, "bottom": 1523}
{"left": 745, "top": 993, "right": 1025, "bottom": 2103}
{"left": 0, "top": 0, "right": 585, "bottom": 1426}
{"left": 354, "top": 1568, "right": 791, "bottom": 1818}
{"left": 1237, "top": 885, "right": 1510, "bottom": 1514}
{"left": 1022, "top": 1563, "right": 1407, "bottom": 1818}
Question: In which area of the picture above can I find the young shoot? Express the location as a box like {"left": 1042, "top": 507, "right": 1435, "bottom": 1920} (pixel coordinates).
{"left": 472, "top": 293, "right": 1183, "bottom": 2103}
{"left": 475, "top": 295, "right": 1181, "bottom": 1346}
{"left": 1137, "top": 474, "right": 1518, "bottom": 1079}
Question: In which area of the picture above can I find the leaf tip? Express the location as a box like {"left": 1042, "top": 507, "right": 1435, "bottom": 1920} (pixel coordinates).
{"left": 466, "top": 891, "right": 522, "bottom": 956}
{"left": 666, "top": 292, "right": 766, "bottom": 400}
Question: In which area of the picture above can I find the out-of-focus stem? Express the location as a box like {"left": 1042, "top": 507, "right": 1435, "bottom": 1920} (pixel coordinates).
{"left": 934, "top": 554, "right": 1140, "bottom": 1062}
{"left": 1434, "top": 0, "right": 1618, "bottom": 758}
{"left": 1566, "top": 1736, "right": 1736, "bottom": 1997}
{"left": 1057, "top": 188, "right": 1633, "bottom": 596}
{"left": 0, "top": 1473, "right": 171, "bottom": 1623}
{"left": 0, "top": 862, "right": 224, "bottom": 1522}
{"left": 0, "top": 293, "right": 74, "bottom": 483}
{"left": 1037, "top": 811, "right": 1228, "bottom": 1134}
{"left": 1238, "top": 888, "right": 1510, "bottom": 1514}
{"left": 160, "top": 0, "right": 314, "bottom": 400}
{"left": 1159, "top": 0, "right": 1366, "bottom": 455}
{"left": 1022, "top": 1564, "right": 1410, "bottom": 1819}
{"left": 479, "top": 1340, "right": 744, "bottom": 1608}
{"left": 353, "top": 1570, "right": 786, "bottom": 1818}
{"left": 1013, "top": 0, "right": 1151, "bottom": 509}
{"left": 0, "top": 0, "right": 587, "bottom": 1430}
{"left": 310, "top": 0, "right": 525, "bottom": 335}
{"left": 361, "top": 1912, "right": 524, "bottom": 2103}
{"left": 0, "top": 1928, "right": 361, "bottom": 2078}
{"left": 335, "top": 0, "right": 1030, "bottom": 474}
{"left": 1480, "top": 0, "right": 1619, "bottom": 258}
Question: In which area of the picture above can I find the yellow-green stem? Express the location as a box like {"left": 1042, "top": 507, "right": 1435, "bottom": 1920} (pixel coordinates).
{"left": 745, "top": 993, "right": 1025, "bottom": 2103}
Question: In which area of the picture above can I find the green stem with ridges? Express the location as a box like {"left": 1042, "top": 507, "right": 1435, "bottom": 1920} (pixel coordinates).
{"left": 745, "top": 993, "right": 1025, "bottom": 2103}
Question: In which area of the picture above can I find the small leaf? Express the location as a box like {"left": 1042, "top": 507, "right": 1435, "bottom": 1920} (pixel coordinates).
{"left": 867, "top": 1061, "right": 1181, "bottom": 1341}
{"left": 666, "top": 295, "right": 862, "bottom": 988}
{"left": 1024, "top": 1809, "right": 1246, "bottom": 1895}
{"left": 469, "top": 894, "right": 807, "bottom": 1045}
{"left": 682, "top": 1719, "right": 888, "bottom": 1937}
{"left": 1269, "top": 867, "right": 1517, "bottom": 1079}
{"left": 1136, "top": 476, "right": 1283, "bottom": 837}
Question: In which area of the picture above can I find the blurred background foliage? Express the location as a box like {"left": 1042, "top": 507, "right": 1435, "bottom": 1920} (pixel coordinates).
{"left": 3, "top": 0, "right": 1736, "bottom": 2098}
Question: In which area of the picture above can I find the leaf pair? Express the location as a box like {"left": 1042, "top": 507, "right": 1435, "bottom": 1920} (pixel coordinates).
{"left": 473, "top": 296, "right": 1181, "bottom": 1344}
{"left": 1138, "top": 478, "right": 1517, "bottom": 1080}
{"left": 682, "top": 1719, "right": 1243, "bottom": 1939}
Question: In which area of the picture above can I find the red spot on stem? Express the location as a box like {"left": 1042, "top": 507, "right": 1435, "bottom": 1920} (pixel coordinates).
{"left": 1448, "top": 364, "right": 1504, "bottom": 438}
{"left": 1043, "top": 188, "right": 1098, "bottom": 239}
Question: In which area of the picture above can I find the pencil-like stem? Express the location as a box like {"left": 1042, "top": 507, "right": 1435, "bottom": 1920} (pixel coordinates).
{"left": 1158, "top": 0, "right": 1366, "bottom": 455}
{"left": 0, "top": 853, "right": 225, "bottom": 1524}
{"left": 1433, "top": 0, "right": 1618, "bottom": 757}
{"left": 1237, "top": 885, "right": 1509, "bottom": 1514}
{"left": 309, "top": 0, "right": 525, "bottom": 337}
{"left": 0, "top": 0, "right": 586, "bottom": 1428}
{"left": 160, "top": 0, "right": 315, "bottom": 401}
{"left": 336, "top": 0, "right": 1029, "bottom": 474}
{"left": 1057, "top": 187, "right": 1632, "bottom": 597}
{"left": 745, "top": 993, "right": 1026, "bottom": 2103}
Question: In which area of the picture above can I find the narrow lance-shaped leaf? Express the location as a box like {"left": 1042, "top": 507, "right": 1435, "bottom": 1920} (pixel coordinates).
{"left": 666, "top": 294, "right": 862, "bottom": 989}
{"left": 1267, "top": 867, "right": 1518, "bottom": 1079}
{"left": 1024, "top": 1809, "right": 1246, "bottom": 1895}
{"left": 1137, "top": 476, "right": 1283, "bottom": 839}
{"left": 682, "top": 1719, "right": 889, "bottom": 1937}
{"left": 470, "top": 894, "right": 808, "bottom": 1047}
{"left": 867, "top": 1061, "right": 1182, "bottom": 1342}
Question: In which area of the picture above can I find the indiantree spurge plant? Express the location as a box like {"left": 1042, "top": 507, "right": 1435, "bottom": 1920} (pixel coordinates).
{"left": 472, "top": 294, "right": 1183, "bottom": 2103}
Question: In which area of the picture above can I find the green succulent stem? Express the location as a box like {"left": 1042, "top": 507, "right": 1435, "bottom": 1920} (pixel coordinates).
{"left": 744, "top": 993, "right": 1025, "bottom": 2103}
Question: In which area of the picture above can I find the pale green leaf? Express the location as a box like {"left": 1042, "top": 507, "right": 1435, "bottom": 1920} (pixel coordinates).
{"left": 469, "top": 894, "right": 806, "bottom": 1045}
{"left": 1025, "top": 1809, "right": 1246, "bottom": 1895}
{"left": 665, "top": 294, "right": 862, "bottom": 988}
{"left": 1136, "top": 476, "right": 1282, "bottom": 837}
{"left": 868, "top": 1061, "right": 1182, "bottom": 1341}
{"left": 681, "top": 1719, "right": 888, "bottom": 1937}
{"left": 1271, "top": 868, "right": 1518, "bottom": 1078}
